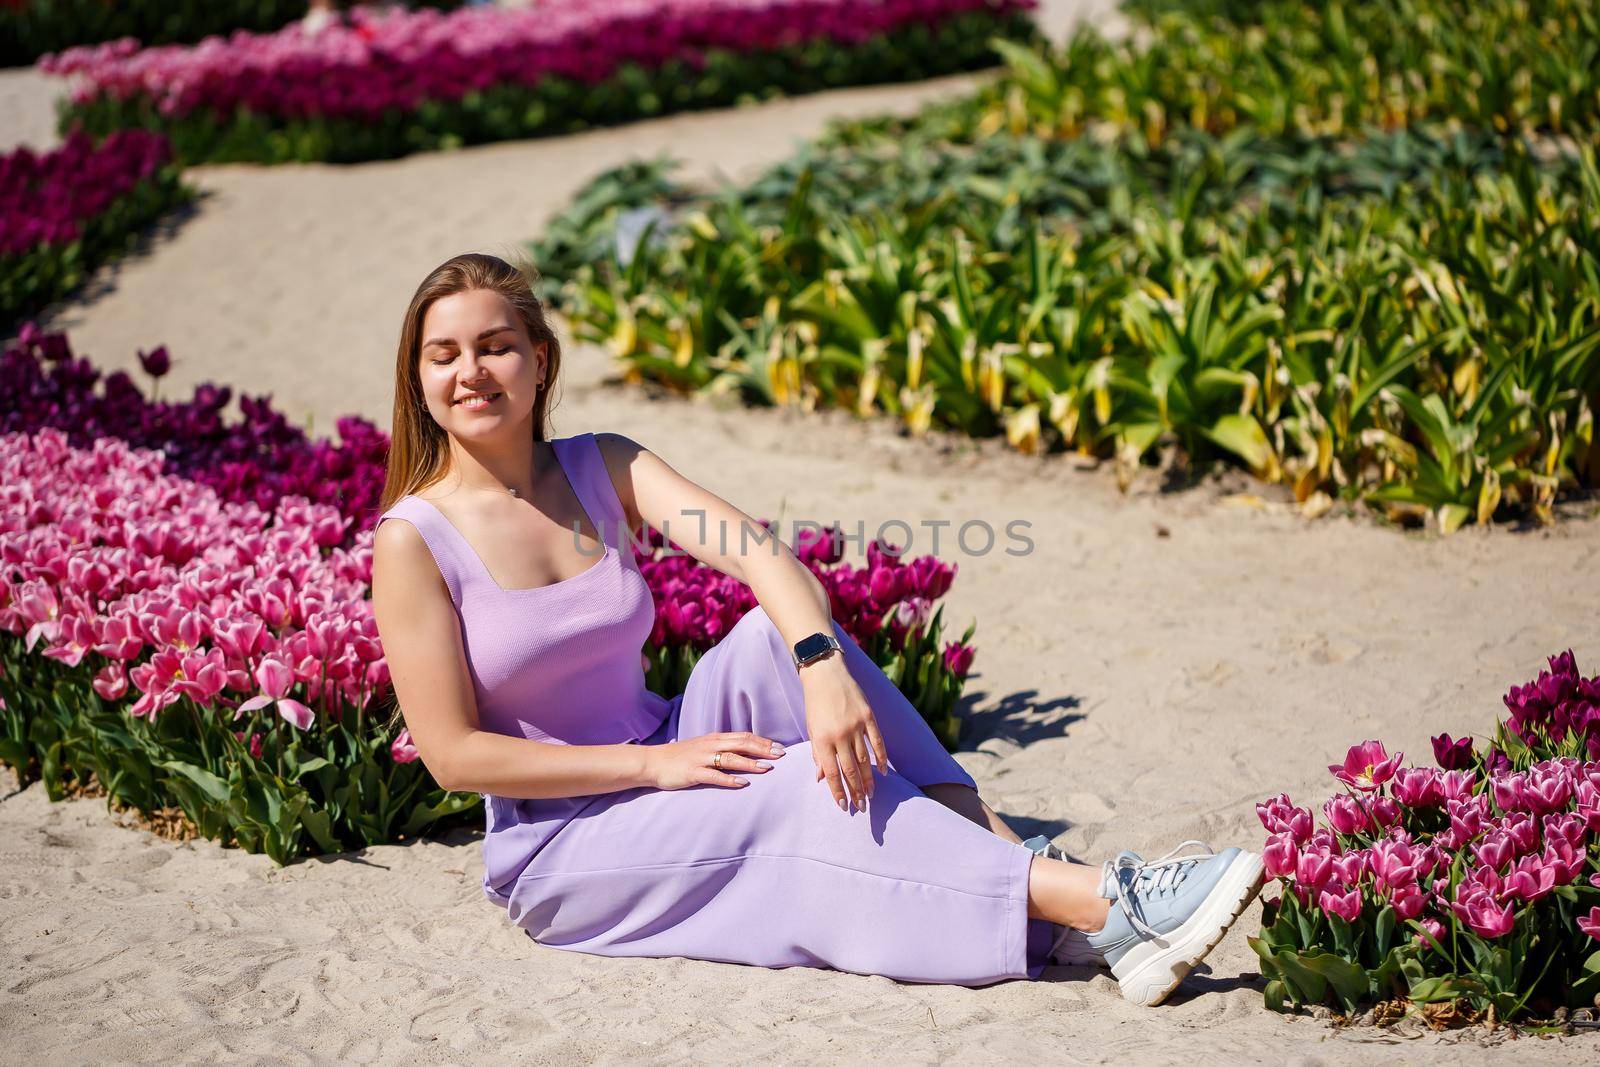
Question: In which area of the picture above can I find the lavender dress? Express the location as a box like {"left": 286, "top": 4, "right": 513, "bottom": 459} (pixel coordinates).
{"left": 377, "top": 432, "right": 1053, "bottom": 984}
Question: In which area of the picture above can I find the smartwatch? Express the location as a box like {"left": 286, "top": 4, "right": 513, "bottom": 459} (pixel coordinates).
{"left": 791, "top": 631, "right": 842, "bottom": 669}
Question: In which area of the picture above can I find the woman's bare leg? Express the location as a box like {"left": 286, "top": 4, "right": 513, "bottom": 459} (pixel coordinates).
{"left": 922, "top": 782, "right": 1110, "bottom": 932}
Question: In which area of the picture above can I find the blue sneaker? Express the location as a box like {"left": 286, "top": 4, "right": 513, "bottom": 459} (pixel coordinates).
{"left": 1085, "top": 841, "right": 1265, "bottom": 1006}
{"left": 1020, "top": 835, "right": 1106, "bottom": 968}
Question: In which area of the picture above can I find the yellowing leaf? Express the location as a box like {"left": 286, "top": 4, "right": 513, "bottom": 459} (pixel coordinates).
{"left": 1006, "top": 405, "right": 1042, "bottom": 455}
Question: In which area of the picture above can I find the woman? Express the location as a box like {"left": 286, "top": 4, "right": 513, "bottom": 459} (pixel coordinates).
{"left": 370, "top": 253, "right": 1264, "bottom": 1005}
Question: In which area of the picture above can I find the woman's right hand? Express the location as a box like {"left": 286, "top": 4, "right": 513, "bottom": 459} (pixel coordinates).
{"left": 645, "top": 731, "right": 785, "bottom": 790}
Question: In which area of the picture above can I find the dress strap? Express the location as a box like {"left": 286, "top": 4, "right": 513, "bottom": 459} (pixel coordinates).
{"left": 374, "top": 496, "right": 471, "bottom": 607}
{"left": 552, "top": 432, "right": 637, "bottom": 566}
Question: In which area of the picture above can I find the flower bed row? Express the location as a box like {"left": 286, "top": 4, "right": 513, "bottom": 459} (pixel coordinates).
{"left": 0, "top": 392, "right": 978, "bottom": 862}
{"left": 2, "top": 323, "right": 390, "bottom": 534}
{"left": 533, "top": 0, "right": 1600, "bottom": 532}
{"left": 1252, "top": 651, "right": 1600, "bottom": 1026}
{"left": 0, "top": 0, "right": 462, "bottom": 69}
{"left": 0, "top": 322, "right": 978, "bottom": 716}
{"left": 1, "top": 131, "right": 191, "bottom": 332}
{"left": 40, "top": 0, "right": 1039, "bottom": 165}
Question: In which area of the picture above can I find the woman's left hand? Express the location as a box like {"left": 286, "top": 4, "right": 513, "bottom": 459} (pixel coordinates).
{"left": 800, "top": 654, "right": 889, "bottom": 812}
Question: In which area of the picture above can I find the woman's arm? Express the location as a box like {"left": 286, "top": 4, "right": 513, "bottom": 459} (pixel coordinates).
{"left": 596, "top": 433, "right": 890, "bottom": 808}
{"left": 371, "top": 516, "right": 656, "bottom": 799}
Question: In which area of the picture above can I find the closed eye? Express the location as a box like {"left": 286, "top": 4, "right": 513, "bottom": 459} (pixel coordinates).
{"left": 430, "top": 346, "right": 511, "bottom": 365}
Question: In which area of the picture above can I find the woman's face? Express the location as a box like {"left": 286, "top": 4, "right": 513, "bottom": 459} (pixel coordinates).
{"left": 417, "top": 288, "right": 545, "bottom": 442}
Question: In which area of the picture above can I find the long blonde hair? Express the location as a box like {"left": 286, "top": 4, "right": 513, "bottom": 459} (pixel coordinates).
{"left": 378, "top": 252, "right": 563, "bottom": 514}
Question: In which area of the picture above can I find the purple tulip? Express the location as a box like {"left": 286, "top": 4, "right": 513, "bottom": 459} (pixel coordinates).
{"left": 0, "top": 131, "right": 175, "bottom": 257}
{"left": 136, "top": 345, "right": 172, "bottom": 379}
{"left": 1431, "top": 732, "right": 1474, "bottom": 770}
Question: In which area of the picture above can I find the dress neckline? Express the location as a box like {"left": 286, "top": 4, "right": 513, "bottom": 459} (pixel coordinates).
{"left": 406, "top": 436, "right": 617, "bottom": 596}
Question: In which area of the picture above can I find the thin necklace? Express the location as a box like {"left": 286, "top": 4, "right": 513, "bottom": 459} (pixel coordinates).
{"left": 452, "top": 444, "right": 546, "bottom": 498}
{"left": 455, "top": 477, "right": 521, "bottom": 498}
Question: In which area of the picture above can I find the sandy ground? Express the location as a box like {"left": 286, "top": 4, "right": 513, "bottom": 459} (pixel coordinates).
{"left": 4, "top": 2, "right": 1600, "bottom": 1063}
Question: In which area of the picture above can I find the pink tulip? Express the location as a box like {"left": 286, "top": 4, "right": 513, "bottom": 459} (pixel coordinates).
{"left": 1391, "top": 767, "right": 1444, "bottom": 807}
{"left": 1541, "top": 837, "right": 1584, "bottom": 884}
{"left": 253, "top": 655, "right": 295, "bottom": 701}
{"left": 1369, "top": 796, "right": 1403, "bottom": 830}
{"left": 1256, "top": 794, "right": 1314, "bottom": 843}
{"left": 1318, "top": 886, "right": 1362, "bottom": 922}
{"left": 1578, "top": 907, "right": 1600, "bottom": 941}
{"left": 1503, "top": 812, "right": 1538, "bottom": 854}
{"left": 1472, "top": 830, "right": 1515, "bottom": 871}
{"left": 1369, "top": 840, "right": 1419, "bottom": 890}
{"left": 1295, "top": 845, "right": 1335, "bottom": 890}
{"left": 390, "top": 728, "right": 420, "bottom": 764}
{"left": 1331, "top": 849, "right": 1369, "bottom": 887}
{"left": 276, "top": 699, "right": 315, "bottom": 731}
{"left": 1324, "top": 794, "right": 1369, "bottom": 836}
{"left": 1502, "top": 854, "right": 1557, "bottom": 902}
{"left": 92, "top": 662, "right": 128, "bottom": 700}
{"left": 1389, "top": 883, "right": 1426, "bottom": 920}
{"left": 1447, "top": 795, "right": 1488, "bottom": 842}
{"left": 1328, "top": 740, "right": 1402, "bottom": 791}
{"left": 1522, "top": 765, "right": 1573, "bottom": 814}
{"left": 1542, "top": 812, "right": 1585, "bottom": 850}
{"left": 1452, "top": 895, "right": 1515, "bottom": 938}
{"left": 1263, "top": 832, "right": 1298, "bottom": 878}
{"left": 1437, "top": 769, "right": 1477, "bottom": 802}
{"left": 1414, "top": 917, "right": 1447, "bottom": 950}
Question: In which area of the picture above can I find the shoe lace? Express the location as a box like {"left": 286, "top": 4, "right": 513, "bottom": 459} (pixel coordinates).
{"left": 1102, "top": 840, "right": 1215, "bottom": 940}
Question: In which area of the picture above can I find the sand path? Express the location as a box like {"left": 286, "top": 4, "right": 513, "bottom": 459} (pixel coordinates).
{"left": 3, "top": 2, "right": 1598, "bottom": 1062}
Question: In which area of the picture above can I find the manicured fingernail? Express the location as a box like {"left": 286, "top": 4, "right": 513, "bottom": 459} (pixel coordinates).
{"left": 770, "top": 743, "right": 784, "bottom": 755}
{"left": 838, "top": 798, "right": 847, "bottom": 812}
{"left": 757, "top": 761, "right": 773, "bottom": 770}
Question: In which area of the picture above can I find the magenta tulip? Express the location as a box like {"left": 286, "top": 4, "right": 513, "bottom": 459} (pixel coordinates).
{"left": 1328, "top": 740, "right": 1402, "bottom": 791}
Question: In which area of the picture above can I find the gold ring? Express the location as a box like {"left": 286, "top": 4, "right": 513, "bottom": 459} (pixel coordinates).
{"left": 712, "top": 752, "right": 723, "bottom": 770}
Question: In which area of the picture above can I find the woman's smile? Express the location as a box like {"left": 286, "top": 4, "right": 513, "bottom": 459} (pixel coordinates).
{"left": 454, "top": 391, "right": 502, "bottom": 410}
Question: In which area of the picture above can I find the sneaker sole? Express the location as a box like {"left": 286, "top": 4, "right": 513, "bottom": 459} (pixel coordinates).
{"left": 1110, "top": 850, "right": 1265, "bottom": 1007}
{"left": 1050, "top": 929, "right": 1107, "bottom": 968}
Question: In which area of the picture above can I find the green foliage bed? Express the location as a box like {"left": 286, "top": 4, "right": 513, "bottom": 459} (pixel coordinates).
{"left": 534, "top": 0, "right": 1600, "bottom": 532}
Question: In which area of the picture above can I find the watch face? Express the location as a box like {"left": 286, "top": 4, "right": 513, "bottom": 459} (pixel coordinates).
{"left": 794, "top": 633, "right": 834, "bottom": 662}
